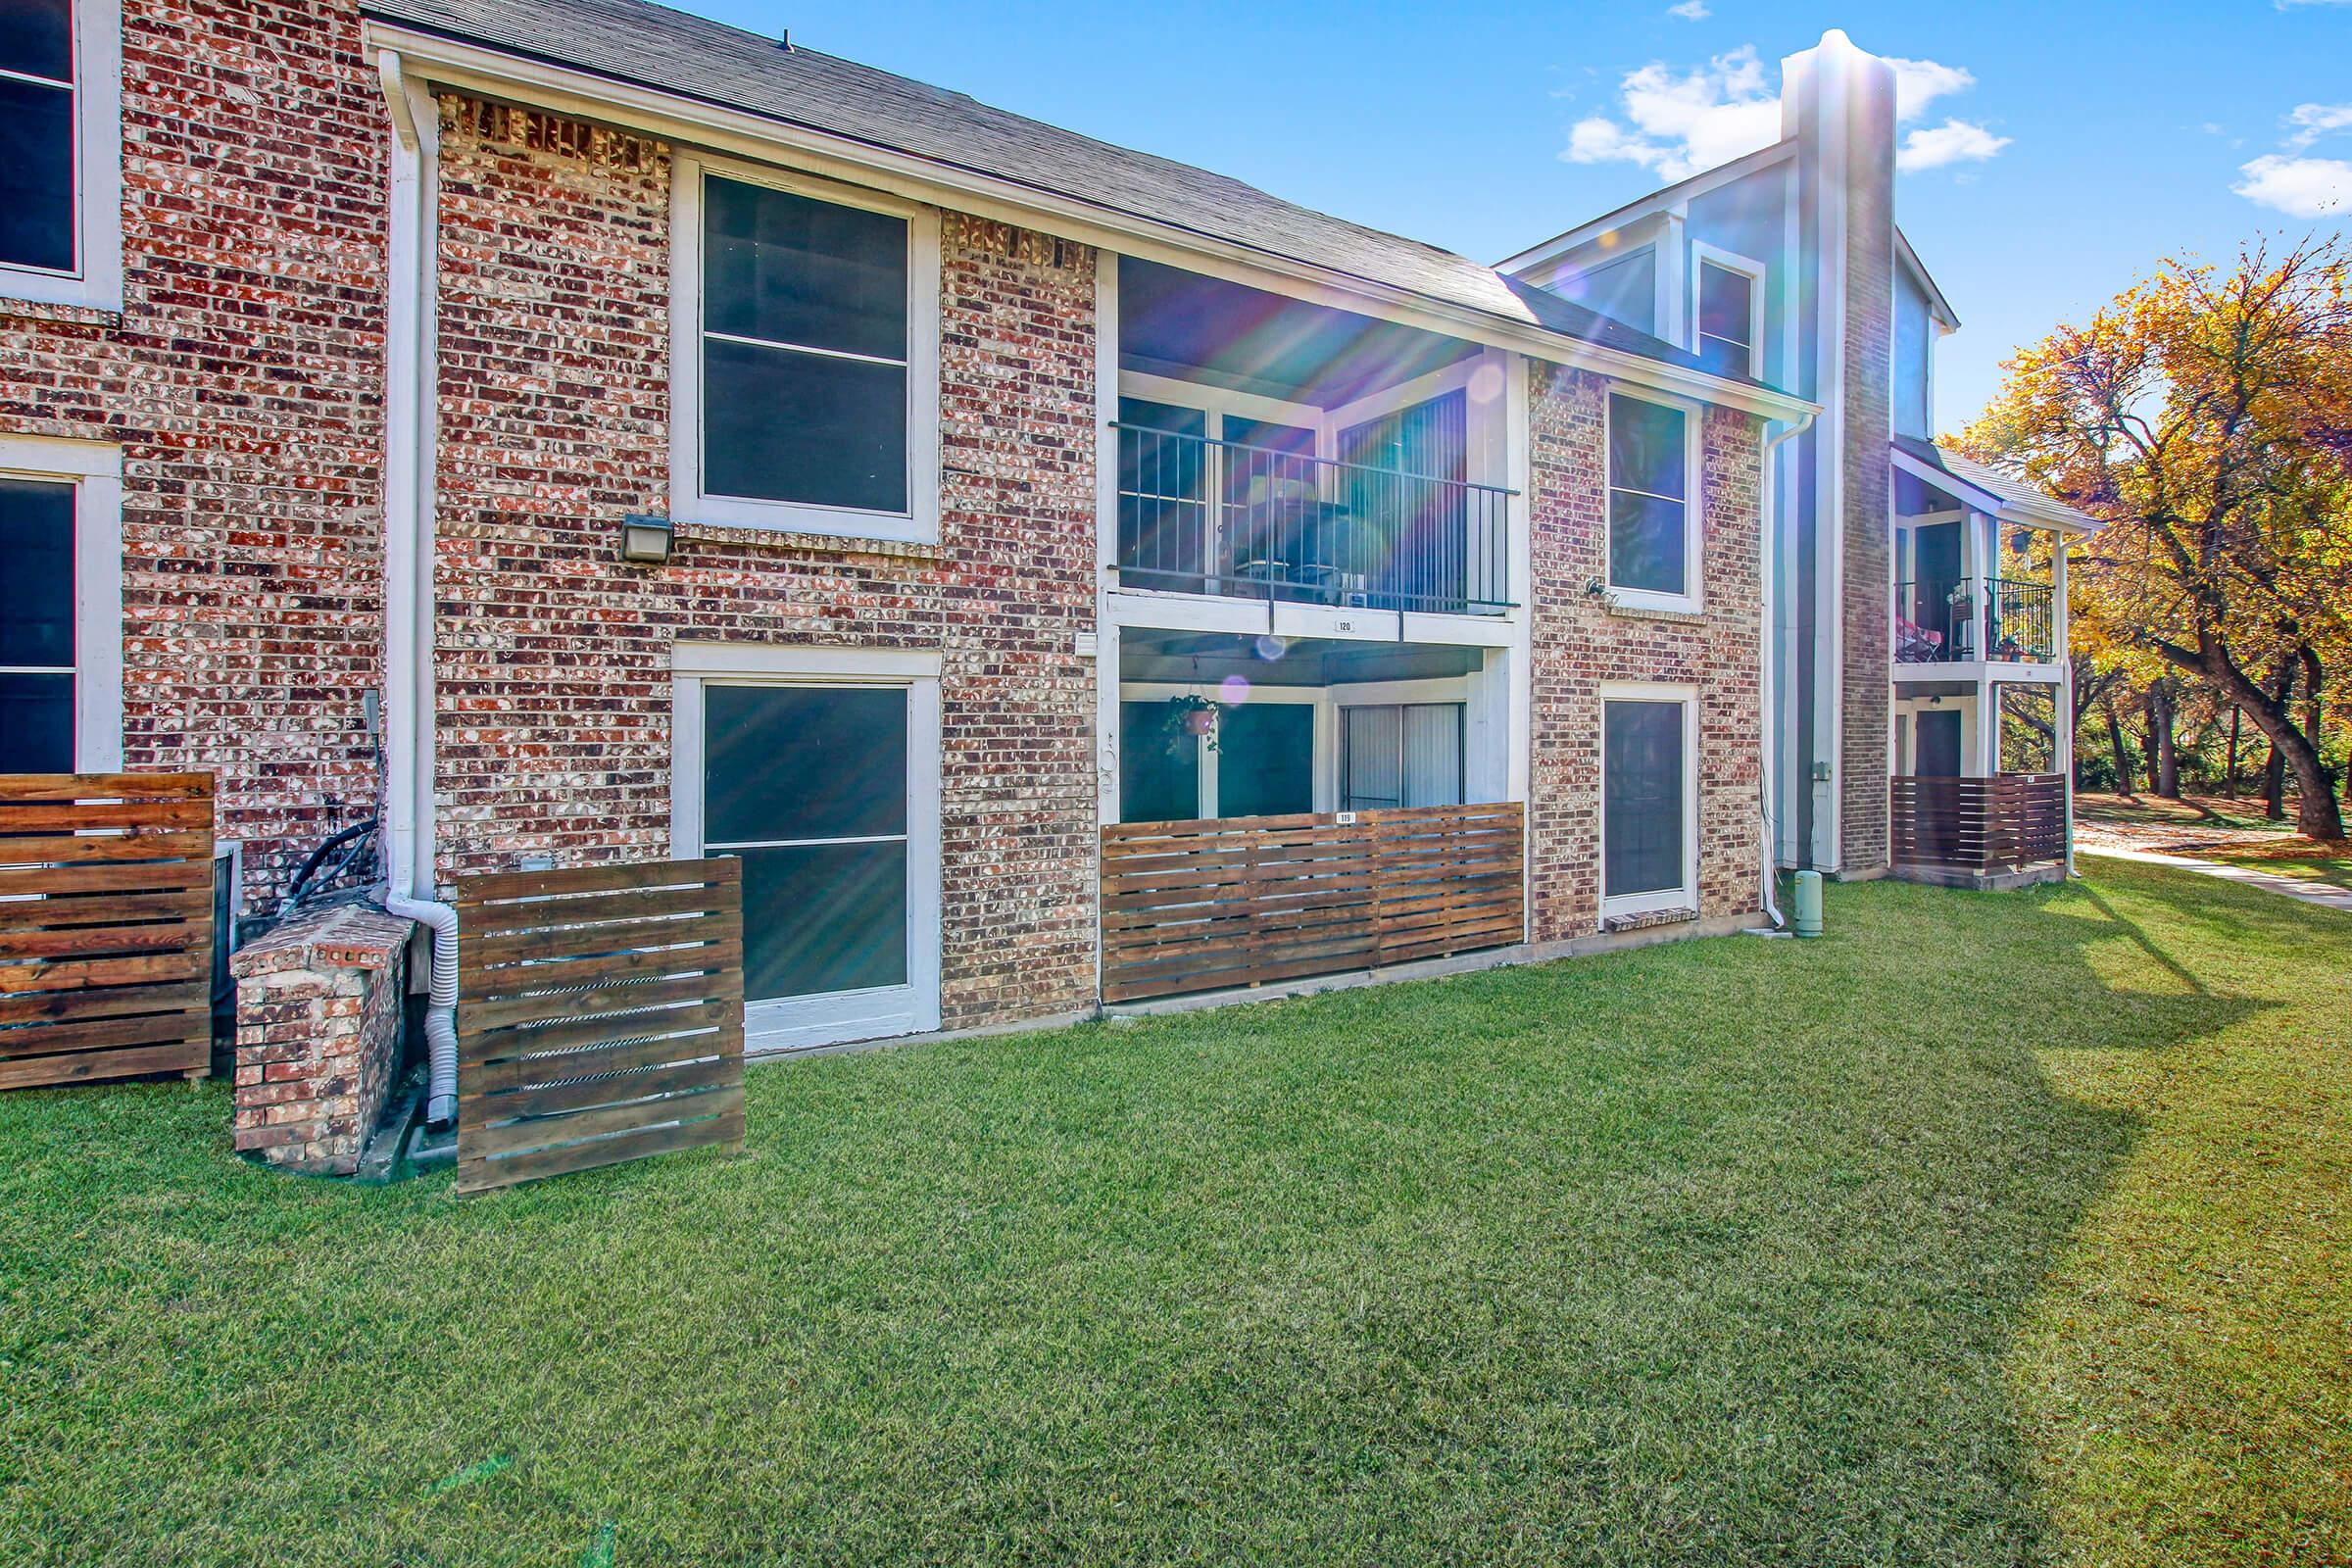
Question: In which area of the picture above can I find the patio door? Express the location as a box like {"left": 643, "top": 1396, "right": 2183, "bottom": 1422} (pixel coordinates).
{"left": 1338, "top": 390, "right": 1466, "bottom": 612}
{"left": 1916, "top": 710, "right": 1963, "bottom": 778}
{"left": 678, "top": 660, "right": 942, "bottom": 1054}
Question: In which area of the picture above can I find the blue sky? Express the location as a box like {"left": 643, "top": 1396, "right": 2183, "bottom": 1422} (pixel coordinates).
{"left": 675, "top": 0, "right": 2344, "bottom": 430}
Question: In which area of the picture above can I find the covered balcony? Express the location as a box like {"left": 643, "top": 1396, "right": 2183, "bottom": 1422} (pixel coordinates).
{"left": 1102, "top": 628, "right": 1523, "bottom": 1001}
{"left": 1892, "top": 574, "right": 2056, "bottom": 665}
{"left": 1889, "top": 683, "right": 2068, "bottom": 889}
{"left": 1110, "top": 258, "right": 1516, "bottom": 626}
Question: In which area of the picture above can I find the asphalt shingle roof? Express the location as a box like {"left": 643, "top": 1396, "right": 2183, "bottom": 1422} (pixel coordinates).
{"left": 366, "top": 0, "right": 1735, "bottom": 377}
{"left": 1892, "top": 435, "right": 2098, "bottom": 531}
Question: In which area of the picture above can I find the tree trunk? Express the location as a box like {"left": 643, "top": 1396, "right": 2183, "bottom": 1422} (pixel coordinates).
{"left": 2266, "top": 742, "right": 2286, "bottom": 820}
{"left": 2224, "top": 706, "right": 2241, "bottom": 798}
{"left": 2103, "top": 692, "right": 2136, "bottom": 798}
{"left": 2149, "top": 683, "right": 2180, "bottom": 799}
{"left": 2206, "top": 649, "right": 2344, "bottom": 839}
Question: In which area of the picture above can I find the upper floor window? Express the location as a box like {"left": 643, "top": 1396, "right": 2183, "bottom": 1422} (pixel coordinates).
{"left": 1605, "top": 389, "right": 1701, "bottom": 612}
{"left": 0, "top": 0, "right": 122, "bottom": 309}
{"left": 1691, "top": 247, "right": 1764, "bottom": 379}
{"left": 670, "top": 159, "right": 941, "bottom": 542}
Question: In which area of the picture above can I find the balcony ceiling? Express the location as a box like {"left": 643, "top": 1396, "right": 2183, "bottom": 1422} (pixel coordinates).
{"left": 1119, "top": 257, "right": 1479, "bottom": 409}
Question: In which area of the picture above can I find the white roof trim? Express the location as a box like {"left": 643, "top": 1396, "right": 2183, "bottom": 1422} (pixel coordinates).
{"left": 1494, "top": 139, "right": 1797, "bottom": 275}
{"left": 367, "top": 24, "right": 1818, "bottom": 422}
{"left": 1890, "top": 444, "right": 2096, "bottom": 534}
{"left": 1894, "top": 227, "right": 1959, "bottom": 330}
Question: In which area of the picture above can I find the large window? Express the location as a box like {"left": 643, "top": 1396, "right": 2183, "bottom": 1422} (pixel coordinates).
{"left": 0, "top": 438, "right": 120, "bottom": 772}
{"left": 672, "top": 161, "right": 939, "bottom": 540}
{"left": 1601, "top": 691, "right": 1695, "bottom": 916}
{"left": 674, "top": 647, "right": 943, "bottom": 1054}
{"left": 0, "top": 0, "right": 120, "bottom": 307}
{"left": 1606, "top": 390, "right": 1698, "bottom": 611}
{"left": 1692, "top": 251, "right": 1763, "bottom": 378}
{"left": 1341, "top": 703, "right": 1464, "bottom": 812}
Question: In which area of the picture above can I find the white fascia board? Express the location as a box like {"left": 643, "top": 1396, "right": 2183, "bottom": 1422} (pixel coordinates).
{"left": 365, "top": 24, "right": 1815, "bottom": 423}
{"left": 1494, "top": 139, "right": 1798, "bottom": 275}
{"left": 1887, "top": 445, "right": 2096, "bottom": 536}
{"left": 1893, "top": 226, "right": 1959, "bottom": 331}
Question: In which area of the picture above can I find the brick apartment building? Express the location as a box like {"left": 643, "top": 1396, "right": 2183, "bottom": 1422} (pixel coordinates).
{"left": 1, "top": 0, "right": 2083, "bottom": 1157}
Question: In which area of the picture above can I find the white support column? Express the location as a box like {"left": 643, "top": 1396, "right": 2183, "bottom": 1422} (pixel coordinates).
{"left": 1977, "top": 682, "right": 2002, "bottom": 777}
{"left": 2054, "top": 537, "right": 2075, "bottom": 873}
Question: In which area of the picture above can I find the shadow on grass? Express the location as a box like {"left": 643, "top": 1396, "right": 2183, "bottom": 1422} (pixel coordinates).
{"left": 0, "top": 860, "right": 2304, "bottom": 1566}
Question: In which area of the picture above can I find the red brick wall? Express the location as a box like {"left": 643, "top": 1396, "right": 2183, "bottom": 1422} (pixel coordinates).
{"left": 0, "top": 0, "right": 386, "bottom": 906}
{"left": 428, "top": 99, "right": 1098, "bottom": 1030}
{"left": 1526, "top": 368, "right": 1765, "bottom": 939}
{"left": 1838, "top": 55, "right": 1896, "bottom": 876}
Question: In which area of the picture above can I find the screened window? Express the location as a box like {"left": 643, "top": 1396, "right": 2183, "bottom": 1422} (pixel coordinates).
{"left": 698, "top": 175, "right": 910, "bottom": 514}
{"left": 1607, "top": 393, "right": 1692, "bottom": 602}
{"left": 1603, "top": 698, "right": 1689, "bottom": 904}
{"left": 1118, "top": 699, "right": 1201, "bottom": 823}
{"left": 702, "top": 684, "right": 909, "bottom": 1001}
{"left": 1695, "top": 261, "right": 1756, "bottom": 377}
{"left": 0, "top": 476, "right": 76, "bottom": 771}
{"left": 1, "top": 0, "right": 78, "bottom": 274}
{"left": 1342, "top": 703, "right": 1464, "bottom": 812}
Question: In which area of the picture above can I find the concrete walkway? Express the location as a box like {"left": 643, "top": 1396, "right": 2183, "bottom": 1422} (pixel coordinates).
{"left": 2082, "top": 846, "right": 2352, "bottom": 914}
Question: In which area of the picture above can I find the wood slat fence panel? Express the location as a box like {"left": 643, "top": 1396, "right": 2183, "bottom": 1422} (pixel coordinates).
{"left": 1889, "top": 773, "right": 2067, "bottom": 873}
{"left": 1102, "top": 802, "right": 1525, "bottom": 1003}
{"left": 455, "top": 858, "right": 745, "bottom": 1194}
{"left": 0, "top": 773, "right": 216, "bottom": 1090}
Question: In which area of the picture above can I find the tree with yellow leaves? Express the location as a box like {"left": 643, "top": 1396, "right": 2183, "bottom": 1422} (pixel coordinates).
{"left": 1965, "top": 238, "right": 2352, "bottom": 839}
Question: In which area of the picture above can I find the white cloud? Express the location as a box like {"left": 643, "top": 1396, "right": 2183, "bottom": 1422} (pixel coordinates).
{"left": 2232, "top": 154, "right": 2350, "bottom": 217}
{"left": 1881, "top": 57, "right": 1974, "bottom": 122}
{"left": 1563, "top": 45, "right": 1995, "bottom": 183}
{"left": 1666, "top": 0, "right": 1710, "bottom": 18}
{"left": 1562, "top": 47, "right": 1783, "bottom": 181}
{"left": 1897, "top": 119, "right": 2011, "bottom": 172}
{"left": 2285, "top": 102, "right": 2352, "bottom": 148}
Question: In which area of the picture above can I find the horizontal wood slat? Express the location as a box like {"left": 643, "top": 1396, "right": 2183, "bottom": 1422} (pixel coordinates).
{"left": 1889, "top": 773, "right": 2067, "bottom": 874}
{"left": 1100, "top": 803, "right": 1525, "bottom": 1003}
{"left": 0, "top": 774, "right": 216, "bottom": 1089}
{"left": 455, "top": 858, "right": 744, "bottom": 1194}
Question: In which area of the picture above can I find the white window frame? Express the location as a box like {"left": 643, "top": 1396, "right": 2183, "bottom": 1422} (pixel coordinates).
{"left": 0, "top": 0, "right": 122, "bottom": 311}
{"left": 669, "top": 154, "right": 942, "bottom": 544}
{"left": 670, "top": 643, "right": 943, "bottom": 1054}
{"left": 0, "top": 434, "right": 122, "bottom": 771}
{"left": 1597, "top": 681, "right": 1699, "bottom": 921}
{"left": 1602, "top": 383, "right": 1704, "bottom": 614}
{"left": 1689, "top": 242, "right": 1766, "bottom": 380}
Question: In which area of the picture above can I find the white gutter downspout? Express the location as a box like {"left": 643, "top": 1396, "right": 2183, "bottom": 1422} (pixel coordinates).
{"left": 1759, "top": 410, "right": 1817, "bottom": 927}
{"left": 378, "top": 51, "right": 460, "bottom": 1128}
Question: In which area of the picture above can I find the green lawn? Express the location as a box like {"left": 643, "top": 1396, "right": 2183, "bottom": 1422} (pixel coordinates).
{"left": 3, "top": 858, "right": 2346, "bottom": 1566}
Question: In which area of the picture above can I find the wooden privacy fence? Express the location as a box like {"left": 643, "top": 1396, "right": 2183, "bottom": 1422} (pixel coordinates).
{"left": 1889, "top": 772, "right": 2067, "bottom": 873}
{"left": 1102, "top": 802, "right": 1525, "bottom": 1004}
{"left": 456, "top": 859, "right": 745, "bottom": 1194}
{"left": 1, "top": 773, "right": 216, "bottom": 1090}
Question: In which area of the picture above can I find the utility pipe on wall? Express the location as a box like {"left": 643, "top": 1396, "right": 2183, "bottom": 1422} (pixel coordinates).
{"left": 1758, "top": 410, "right": 1817, "bottom": 929}
{"left": 377, "top": 51, "right": 460, "bottom": 1128}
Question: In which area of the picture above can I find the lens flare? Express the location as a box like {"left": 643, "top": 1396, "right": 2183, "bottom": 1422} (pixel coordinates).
{"left": 1219, "top": 675, "right": 1251, "bottom": 704}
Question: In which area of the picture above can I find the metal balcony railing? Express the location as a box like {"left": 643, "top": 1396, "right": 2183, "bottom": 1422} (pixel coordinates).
{"left": 1893, "top": 576, "right": 2057, "bottom": 663}
{"left": 1113, "top": 423, "right": 1515, "bottom": 617}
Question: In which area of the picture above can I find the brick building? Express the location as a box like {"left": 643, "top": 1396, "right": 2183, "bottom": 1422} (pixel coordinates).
{"left": 7, "top": 0, "right": 2080, "bottom": 1119}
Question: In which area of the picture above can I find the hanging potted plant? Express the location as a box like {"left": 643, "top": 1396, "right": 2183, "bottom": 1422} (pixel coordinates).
{"left": 1164, "top": 694, "right": 1219, "bottom": 756}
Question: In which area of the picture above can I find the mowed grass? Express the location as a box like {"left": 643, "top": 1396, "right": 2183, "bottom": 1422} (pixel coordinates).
{"left": 3, "top": 859, "right": 2346, "bottom": 1566}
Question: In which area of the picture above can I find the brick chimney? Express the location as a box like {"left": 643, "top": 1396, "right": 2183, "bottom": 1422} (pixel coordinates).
{"left": 1780, "top": 30, "right": 1897, "bottom": 876}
